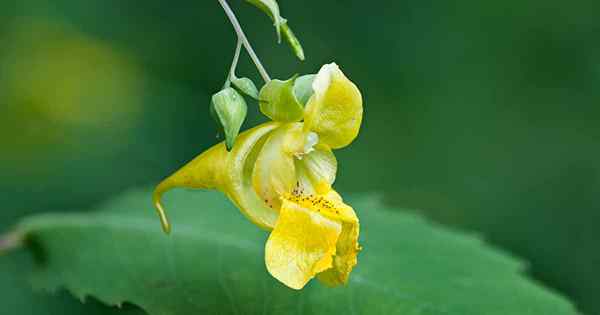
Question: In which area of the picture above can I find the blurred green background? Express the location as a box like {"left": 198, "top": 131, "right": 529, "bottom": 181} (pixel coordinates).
{"left": 1, "top": 0, "right": 598, "bottom": 314}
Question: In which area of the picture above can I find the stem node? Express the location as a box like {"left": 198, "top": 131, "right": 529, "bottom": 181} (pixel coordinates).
{"left": 218, "top": 0, "right": 271, "bottom": 83}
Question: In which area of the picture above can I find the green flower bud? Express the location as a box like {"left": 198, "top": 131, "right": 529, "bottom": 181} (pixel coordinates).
{"left": 231, "top": 76, "right": 259, "bottom": 100}
{"left": 259, "top": 75, "right": 304, "bottom": 122}
{"left": 281, "top": 20, "right": 305, "bottom": 61}
{"left": 210, "top": 87, "right": 248, "bottom": 151}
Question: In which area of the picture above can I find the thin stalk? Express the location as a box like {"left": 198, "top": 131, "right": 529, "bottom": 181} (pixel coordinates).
{"left": 223, "top": 38, "right": 242, "bottom": 88}
{"left": 218, "top": 0, "right": 271, "bottom": 83}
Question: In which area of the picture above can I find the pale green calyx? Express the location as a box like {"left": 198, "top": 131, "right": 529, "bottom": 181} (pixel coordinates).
{"left": 210, "top": 87, "right": 248, "bottom": 151}
{"left": 259, "top": 75, "right": 305, "bottom": 122}
{"left": 293, "top": 74, "right": 316, "bottom": 105}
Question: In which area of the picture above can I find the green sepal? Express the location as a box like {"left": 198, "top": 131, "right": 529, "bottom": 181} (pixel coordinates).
{"left": 210, "top": 87, "right": 248, "bottom": 151}
{"left": 231, "top": 76, "right": 259, "bottom": 100}
{"left": 293, "top": 74, "right": 315, "bottom": 105}
{"left": 258, "top": 75, "right": 304, "bottom": 122}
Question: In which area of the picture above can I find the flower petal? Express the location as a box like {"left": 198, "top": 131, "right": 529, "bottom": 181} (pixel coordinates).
{"left": 317, "top": 220, "right": 360, "bottom": 286}
{"left": 292, "top": 161, "right": 316, "bottom": 196}
{"left": 252, "top": 123, "right": 300, "bottom": 210}
{"left": 265, "top": 198, "right": 342, "bottom": 290}
{"left": 303, "top": 63, "right": 363, "bottom": 149}
{"left": 300, "top": 146, "right": 337, "bottom": 194}
{"left": 154, "top": 122, "right": 280, "bottom": 232}
{"left": 317, "top": 191, "right": 361, "bottom": 287}
{"left": 219, "top": 123, "right": 286, "bottom": 230}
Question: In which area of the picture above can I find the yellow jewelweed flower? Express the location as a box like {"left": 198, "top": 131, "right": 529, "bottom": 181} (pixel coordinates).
{"left": 154, "top": 63, "right": 363, "bottom": 290}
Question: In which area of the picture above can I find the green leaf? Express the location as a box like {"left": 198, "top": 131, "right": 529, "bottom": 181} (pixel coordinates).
{"left": 5, "top": 188, "right": 579, "bottom": 315}
{"left": 230, "top": 76, "right": 259, "bottom": 100}
{"left": 258, "top": 75, "right": 304, "bottom": 122}
{"left": 0, "top": 250, "right": 145, "bottom": 315}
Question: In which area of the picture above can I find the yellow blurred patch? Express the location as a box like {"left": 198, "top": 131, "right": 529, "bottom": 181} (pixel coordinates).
{"left": 0, "top": 18, "right": 143, "bottom": 159}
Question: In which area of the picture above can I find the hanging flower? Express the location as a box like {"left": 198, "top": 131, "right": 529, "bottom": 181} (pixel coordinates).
{"left": 154, "top": 62, "right": 363, "bottom": 289}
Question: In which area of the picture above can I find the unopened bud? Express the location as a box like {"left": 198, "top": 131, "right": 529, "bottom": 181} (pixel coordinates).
{"left": 210, "top": 88, "right": 248, "bottom": 151}
{"left": 281, "top": 20, "right": 305, "bottom": 61}
{"left": 231, "top": 76, "right": 259, "bottom": 99}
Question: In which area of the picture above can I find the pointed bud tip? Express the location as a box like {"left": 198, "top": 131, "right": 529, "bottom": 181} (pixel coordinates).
{"left": 225, "top": 140, "right": 234, "bottom": 151}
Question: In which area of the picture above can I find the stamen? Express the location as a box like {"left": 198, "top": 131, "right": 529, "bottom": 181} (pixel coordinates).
{"left": 283, "top": 190, "right": 342, "bottom": 218}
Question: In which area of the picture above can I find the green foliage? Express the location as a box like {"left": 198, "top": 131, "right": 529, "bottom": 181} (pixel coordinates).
{"left": 4, "top": 188, "right": 579, "bottom": 315}
{"left": 0, "top": 250, "right": 144, "bottom": 315}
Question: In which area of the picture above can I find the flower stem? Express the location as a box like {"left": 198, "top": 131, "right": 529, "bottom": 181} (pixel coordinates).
{"left": 218, "top": 0, "right": 271, "bottom": 83}
{"left": 223, "top": 38, "right": 242, "bottom": 88}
